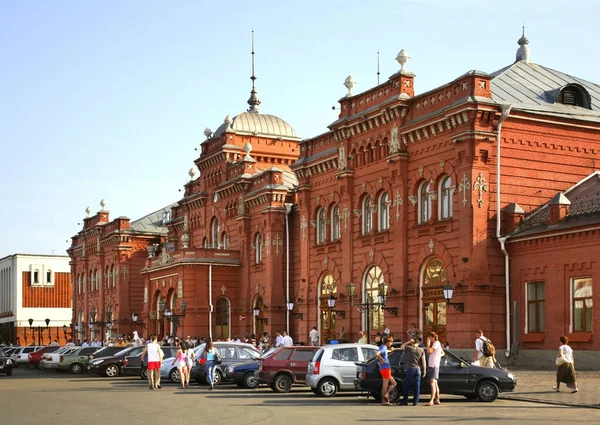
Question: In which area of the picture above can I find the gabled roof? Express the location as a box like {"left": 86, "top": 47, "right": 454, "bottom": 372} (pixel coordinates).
{"left": 491, "top": 61, "right": 600, "bottom": 122}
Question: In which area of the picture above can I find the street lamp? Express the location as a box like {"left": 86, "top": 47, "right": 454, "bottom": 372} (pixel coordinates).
{"left": 253, "top": 306, "right": 268, "bottom": 325}
{"left": 286, "top": 300, "right": 303, "bottom": 320}
{"left": 443, "top": 282, "right": 465, "bottom": 313}
{"left": 28, "top": 318, "right": 50, "bottom": 346}
{"left": 345, "top": 281, "right": 397, "bottom": 344}
{"left": 89, "top": 311, "right": 113, "bottom": 345}
{"left": 327, "top": 294, "right": 346, "bottom": 319}
{"left": 162, "top": 300, "right": 188, "bottom": 344}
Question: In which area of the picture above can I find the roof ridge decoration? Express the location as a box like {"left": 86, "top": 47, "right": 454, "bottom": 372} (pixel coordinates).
{"left": 247, "top": 29, "right": 261, "bottom": 113}
{"left": 515, "top": 25, "right": 531, "bottom": 63}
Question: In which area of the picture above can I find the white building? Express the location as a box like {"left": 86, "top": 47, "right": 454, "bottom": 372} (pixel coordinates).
{"left": 0, "top": 254, "right": 72, "bottom": 345}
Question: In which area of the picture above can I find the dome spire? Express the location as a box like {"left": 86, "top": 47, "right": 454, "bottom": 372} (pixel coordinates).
{"left": 247, "top": 29, "right": 261, "bottom": 113}
{"left": 515, "top": 25, "right": 531, "bottom": 63}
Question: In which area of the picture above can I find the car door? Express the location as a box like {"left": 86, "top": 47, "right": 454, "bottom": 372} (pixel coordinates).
{"left": 79, "top": 347, "right": 98, "bottom": 364}
{"left": 289, "top": 348, "right": 316, "bottom": 382}
{"left": 217, "top": 346, "right": 238, "bottom": 367}
{"left": 331, "top": 347, "right": 359, "bottom": 388}
{"left": 437, "top": 351, "right": 470, "bottom": 394}
{"left": 268, "top": 348, "right": 294, "bottom": 376}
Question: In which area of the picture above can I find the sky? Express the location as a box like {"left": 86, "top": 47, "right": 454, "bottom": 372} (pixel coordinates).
{"left": 1, "top": 0, "right": 600, "bottom": 258}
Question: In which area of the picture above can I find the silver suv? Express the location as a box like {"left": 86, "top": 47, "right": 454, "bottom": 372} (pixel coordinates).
{"left": 306, "top": 343, "right": 378, "bottom": 397}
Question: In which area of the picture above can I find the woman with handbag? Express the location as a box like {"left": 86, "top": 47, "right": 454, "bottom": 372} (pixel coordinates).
{"left": 203, "top": 340, "right": 220, "bottom": 390}
{"left": 553, "top": 335, "right": 578, "bottom": 393}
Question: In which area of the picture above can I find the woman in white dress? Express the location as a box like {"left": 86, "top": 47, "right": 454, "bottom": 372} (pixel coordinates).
{"left": 553, "top": 335, "right": 578, "bottom": 393}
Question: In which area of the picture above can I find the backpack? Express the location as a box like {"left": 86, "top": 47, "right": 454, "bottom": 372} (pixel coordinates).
{"left": 479, "top": 337, "right": 495, "bottom": 357}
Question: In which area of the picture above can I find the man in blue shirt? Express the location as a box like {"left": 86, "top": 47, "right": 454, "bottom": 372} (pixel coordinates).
{"left": 374, "top": 337, "right": 396, "bottom": 405}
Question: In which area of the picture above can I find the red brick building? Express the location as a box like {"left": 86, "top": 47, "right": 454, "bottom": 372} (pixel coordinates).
{"left": 69, "top": 32, "right": 600, "bottom": 356}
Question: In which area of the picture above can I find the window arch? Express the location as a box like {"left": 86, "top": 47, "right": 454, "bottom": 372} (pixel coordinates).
{"left": 316, "top": 208, "right": 326, "bottom": 244}
{"left": 221, "top": 232, "right": 229, "bottom": 249}
{"left": 95, "top": 269, "right": 99, "bottom": 291}
{"left": 211, "top": 217, "right": 219, "bottom": 248}
{"left": 331, "top": 204, "right": 340, "bottom": 241}
{"left": 418, "top": 181, "right": 432, "bottom": 224}
{"left": 424, "top": 258, "right": 447, "bottom": 285}
{"left": 255, "top": 233, "right": 263, "bottom": 264}
{"left": 111, "top": 264, "right": 116, "bottom": 287}
{"left": 439, "top": 176, "right": 454, "bottom": 219}
{"left": 362, "top": 196, "right": 372, "bottom": 235}
{"left": 202, "top": 237, "right": 208, "bottom": 248}
{"left": 364, "top": 266, "right": 384, "bottom": 330}
{"left": 215, "top": 297, "right": 231, "bottom": 339}
{"left": 105, "top": 266, "right": 110, "bottom": 288}
{"left": 378, "top": 192, "right": 390, "bottom": 231}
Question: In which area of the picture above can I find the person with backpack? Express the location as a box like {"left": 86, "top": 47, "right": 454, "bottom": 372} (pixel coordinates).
{"left": 472, "top": 330, "right": 495, "bottom": 367}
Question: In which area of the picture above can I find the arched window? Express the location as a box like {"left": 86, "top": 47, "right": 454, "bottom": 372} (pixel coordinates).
{"left": 111, "top": 265, "right": 116, "bottom": 287}
{"left": 202, "top": 237, "right": 208, "bottom": 248}
{"left": 221, "top": 232, "right": 229, "bottom": 249}
{"left": 95, "top": 269, "right": 99, "bottom": 291}
{"left": 557, "top": 84, "right": 591, "bottom": 108}
{"left": 362, "top": 196, "right": 372, "bottom": 235}
{"left": 211, "top": 218, "right": 219, "bottom": 248}
{"left": 215, "top": 297, "right": 230, "bottom": 339}
{"left": 105, "top": 266, "right": 110, "bottom": 288}
{"left": 255, "top": 233, "right": 263, "bottom": 264}
{"left": 378, "top": 192, "right": 390, "bottom": 231}
{"left": 365, "top": 266, "right": 384, "bottom": 330}
{"left": 439, "top": 176, "right": 454, "bottom": 219}
{"left": 316, "top": 208, "right": 326, "bottom": 244}
{"left": 331, "top": 204, "right": 340, "bottom": 241}
{"left": 418, "top": 181, "right": 431, "bottom": 224}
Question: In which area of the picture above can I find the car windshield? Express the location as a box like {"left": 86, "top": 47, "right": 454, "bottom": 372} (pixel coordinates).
{"left": 260, "top": 348, "right": 278, "bottom": 359}
{"left": 114, "top": 347, "right": 134, "bottom": 357}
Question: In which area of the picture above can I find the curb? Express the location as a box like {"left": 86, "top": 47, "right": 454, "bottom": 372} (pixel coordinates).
{"left": 499, "top": 395, "right": 600, "bottom": 409}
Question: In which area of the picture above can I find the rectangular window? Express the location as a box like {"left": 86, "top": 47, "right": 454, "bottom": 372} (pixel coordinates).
{"left": 33, "top": 271, "right": 39, "bottom": 283}
{"left": 46, "top": 271, "right": 52, "bottom": 284}
{"left": 573, "top": 277, "right": 593, "bottom": 332}
{"left": 526, "top": 281, "right": 545, "bottom": 333}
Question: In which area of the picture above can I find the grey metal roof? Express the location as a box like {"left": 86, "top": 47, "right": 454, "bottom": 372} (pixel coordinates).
{"left": 130, "top": 204, "right": 177, "bottom": 235}
{"left": 491, "top": 61, "right": 600, "bottom": 121}
{"left": 213, "top": 112, "right": 300, "bottom": 139}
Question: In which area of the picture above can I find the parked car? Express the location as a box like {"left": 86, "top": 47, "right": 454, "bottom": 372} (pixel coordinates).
{"left": 190, "top": 342, "right": 261, "bottom": 385}
{"left": 28, "top": 346, "right": 62, "bottom": 369}
{"left": 255, "top": 346, "right": 318, "bottom": 392}
{"left": 354, "top": 348, "right": 517, "bottom": 403}
{"left": 123, "top": 346, "right": 179, "bottom": 380}
{"left": 57, "top": 347, "right": 101, "bottom": 374}
{"left": 306, "top": 343, "right": 379, "bottom": 397}
{"left": 0, "top": 348, "right": 14, "bottom": 376}
{"left": 90, "top": 345, "right": 145, "bottom": 377}
{"left": 11, "top": 346, "right": 45, "bottom": 367}
{"left": 41, "top": 347, "right": 80, "bottom": 369}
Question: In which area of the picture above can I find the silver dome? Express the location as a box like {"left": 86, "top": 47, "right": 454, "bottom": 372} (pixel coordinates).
{"left": 213, "top": 111, "right": 299, "bottom": 139}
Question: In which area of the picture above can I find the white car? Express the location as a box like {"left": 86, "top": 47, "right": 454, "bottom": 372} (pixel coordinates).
{"left": 40, "top": 347, "right": 79, "bottom": 369}
{"left": 11, "top": 346, "right": 45, "bottom": 366}
{"left": 306, "top": 343, "right": 379, "bottom": 397}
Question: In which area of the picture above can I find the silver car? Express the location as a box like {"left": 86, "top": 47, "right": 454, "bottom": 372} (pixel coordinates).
{"left": 306, "top": 343, "right": 378, "bottom": 397}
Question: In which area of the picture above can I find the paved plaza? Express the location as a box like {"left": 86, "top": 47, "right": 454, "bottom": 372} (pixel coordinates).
{"left": 1, "top": 368, "right": 599, "bottom": 425}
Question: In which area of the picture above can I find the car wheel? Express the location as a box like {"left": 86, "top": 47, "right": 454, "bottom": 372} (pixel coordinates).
{"left": 38, "top": 362, "right": 45, "bottom": 370}
{"left": 273, "top": 374, "right": 293, "bottom": 393}
{"left": 243, "top": 372, "right": 259, "bottom": 389}
{"left": 70, "top": 363, "right": 83, "bottom": 374}
{"left": 388, "top": 386, "right": 400, "bottom": 404}
{"left": 317, "top": 378, "right": 338, "bottom": 397}
{"left": 104, "top": 364, "right": 120, "bottom": 378}
{"left": 140, "top": 367, "right": 148, "bottom": 380}
{"left": 214, "top": 370, "right": 222, "bottom": 385}
{"left": 170, "top": 368, "right": 181, "bottom": 383}
{"left": 476, "top": 380, "right": 499, "bottom": 402}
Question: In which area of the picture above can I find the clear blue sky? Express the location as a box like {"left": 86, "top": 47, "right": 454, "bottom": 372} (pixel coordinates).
{"left": 1, "top": 0, "right": 599, "bottom": 258}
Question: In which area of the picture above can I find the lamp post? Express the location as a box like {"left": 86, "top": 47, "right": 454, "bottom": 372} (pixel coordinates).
{"left": 443, "top": 282, "right": 465, "bottom": 313}
{"left": 28, "top": 318, "right": 50, "bottom": 346}
{"left": 90, "top": 311, "right": 113, "bottom": 346}
{"left": 345, "top": 282, "right": 398, "bottom": 344}
{"left": 286, "top": 300, "right": 303, "bottom": 321}
{"left": 160, "top": 300, "right": 187, "bottom": 344}
{"left": 253, "top": 306, "right": 268, "bottom": 325}
{"left": 131, "top": 312, "right": 145, "bottom": 332}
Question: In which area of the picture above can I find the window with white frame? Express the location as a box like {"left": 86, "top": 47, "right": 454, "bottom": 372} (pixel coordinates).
{"left": 211, "top": 218, "right": 219, "bottom": 248}
{"left": 221, "top": 232, "right": 229, "bottom": 249}
{"left": 418, "top": 181, "right": 431, "bottom": 224}
{"left": 316, "top": 208, "right": 326, "bottom": 244}
{"left": 46, "top": 270, "right": 53, "bottom": 285}
{"left": 439, "top": 176, "right": 454, "bottom": 219}
{"left": 378, "top": 192, "right": 390, "bottom": 231}
{"left": 255, "top": 233, "right": 263, "bottom": 264}
{"left": 572, "top": 277, "right": 592, "bottom": 332}
{"left": 362, "top": 196, "right": 372, "bottom": 235}
{"left": 33, "top": 270, "right": 40, "bottom": 284}
{"left": 331, "top": 204, "right": 340, "bottom": 241}
{"left": 106, "top": 266, "right": 110, "bottom": 288}
{"left": 526, "top": 281, "right": 545, "bottom": 333}
{"left": 364, "top": 266, "right": 384, "bottom": 330}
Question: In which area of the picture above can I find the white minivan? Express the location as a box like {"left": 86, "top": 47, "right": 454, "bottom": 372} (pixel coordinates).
{"left": 306, "top": 343, "right": 379, "bottom": 397}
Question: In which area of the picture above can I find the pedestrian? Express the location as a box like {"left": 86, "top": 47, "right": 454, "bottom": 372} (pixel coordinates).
{"left": 406, "top": 323, "right": 422, "bottom": 342}
{"left": 309, "top": 326, "right": 319, "bottom": 346}
{"left": 553, "top": 335, "right": 578, "bottom": 393}
{"left": 383, "top": 324, "right": 391, "bottom": 336}
{"left": 357, "top": 330, "right": 367, "bottom": 344}
{"left": 472, "top": 330, "right": 494, "bottom": 368}
{"left": 399, "top": 338, "right": 426, "bottom": 405}
{"left": 374, "top": 336, "right": 396, "bottom": 405}
{"left": 202, "top": 340, "right": 219, "bottom": 390}
{"left": 338, "top": 326, "right": 347, "bottom": 342}
{"left": 373, "top": 332, "right": 383, "bottom": 347}
{"left": 172, "top": 341, "right": 189, "bottom": 389}
{"left": 259, "top": 332, "right": 270, "bottom": 352}
{"left": 141, "top": 335, "right": 162, "bottom": 390}
{"left": 282, "top": 331, "right": 294, "bottom": 347}
{"left": 274, "top": 331, "right": 283, "bottom": 348}
{"left": 425, "top": 331, "right": 443, "bottom": 406}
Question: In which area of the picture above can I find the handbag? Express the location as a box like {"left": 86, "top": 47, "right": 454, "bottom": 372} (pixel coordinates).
{"left": 556, "top": 355, "right": 567, "bottom": 366}
{"left": 215, "top": 351, "right": 222, "bottom": 365}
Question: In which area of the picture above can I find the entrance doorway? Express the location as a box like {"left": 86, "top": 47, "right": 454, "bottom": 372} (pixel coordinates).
{"left": 215, "top": 297, "right": 230, "bottom": 339}
{"left": 422, "top": 259, "right": 448, "bottom": 344}
{"left": 319, "top": 274, "right": 337, "bottom": 343}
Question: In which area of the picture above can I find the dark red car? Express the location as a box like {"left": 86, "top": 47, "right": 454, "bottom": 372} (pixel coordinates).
{"left": 255, "top": 346, "right": 318, "bottom": 392}
{"left": 28, "top": 346, "right": 62, "bottom": 369}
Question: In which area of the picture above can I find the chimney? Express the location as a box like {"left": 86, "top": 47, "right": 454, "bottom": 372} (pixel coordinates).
{"left": 548, "top": 192, "right": 571, "bottom": 226}
{"left": 503, "top": 203, "right": 525, "bottom": 233}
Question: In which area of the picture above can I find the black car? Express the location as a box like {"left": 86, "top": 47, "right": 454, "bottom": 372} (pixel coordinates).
{"left": 123, "top": 346, "right": 178, "bottom": 379}
{"left": 0, "top": 348, "right": 14, "bottom": 376}
{"left": 355, "top": 348, "right": 517, "bottom": 402}
{"left": 191, "top": 342, "right": 261, "bottom": 385}
{"left": 224, "top": 360, "right": 261, "bottom": 389}
{"left": 89, "top": 345, "right": 145, "bottom": 377}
